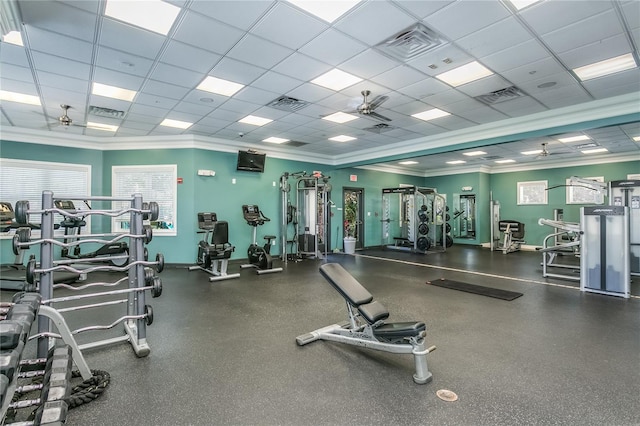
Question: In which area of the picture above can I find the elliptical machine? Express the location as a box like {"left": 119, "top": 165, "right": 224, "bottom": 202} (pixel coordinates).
{"left": 241, "top": 204, "right": 283, "bottom": 274}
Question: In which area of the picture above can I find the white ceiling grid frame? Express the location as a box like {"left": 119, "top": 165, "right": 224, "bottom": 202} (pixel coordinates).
{"left": 298, "top": 28, "right": 368, "bottom": 66}
{"left": 188, "top": 1, "right": 276, "bottom": 31}
{"left": 250, "top": 2, "right": 328, "bottom": 50}
{"left": 226, "top": 33, "right": 294, "bottom": 70}
{"left": 160, "top": 40, "right": 223, "bottom": 74}
{"left": 172, "top": 10, "right": 245, "bottom": 55}
{"left": 422, "top": 1, "right": 511, "bottom": 41}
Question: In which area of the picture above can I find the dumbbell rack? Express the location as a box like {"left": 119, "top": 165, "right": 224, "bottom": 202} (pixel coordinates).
{"left": 13, "top": 191, "right": 164, "bottom": 359}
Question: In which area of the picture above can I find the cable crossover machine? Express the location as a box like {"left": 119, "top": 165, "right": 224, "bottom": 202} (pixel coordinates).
{"left": 11, "top": 191, "right": 164, "bottom": 359}
{"left": 279, "top": 171, "right": 331, "bottom": 263}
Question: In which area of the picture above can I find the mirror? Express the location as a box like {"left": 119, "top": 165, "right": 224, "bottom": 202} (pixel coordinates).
{"left": 452, "top": 194, "right": 476, "bottom": 239}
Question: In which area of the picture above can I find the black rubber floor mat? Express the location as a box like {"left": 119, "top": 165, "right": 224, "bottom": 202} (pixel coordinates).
{"left": 427, "top": 279, "right": 523, "bottom": 301}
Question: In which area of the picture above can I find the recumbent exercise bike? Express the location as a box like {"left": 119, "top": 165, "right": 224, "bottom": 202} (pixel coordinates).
{"left": 241, "top": 204, "right": 282, "bottom": 274}
{"left": 188, "top": 212, "right": 240, "bottom": 282}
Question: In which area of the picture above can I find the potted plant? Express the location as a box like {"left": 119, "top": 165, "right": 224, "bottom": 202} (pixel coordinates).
{"left": 343, "top": 194, "right": 357, "bottom": 254}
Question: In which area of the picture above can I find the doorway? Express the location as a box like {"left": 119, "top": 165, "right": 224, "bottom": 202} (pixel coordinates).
{"left": 343, "top": 187, "right": 364, "bottom": 249}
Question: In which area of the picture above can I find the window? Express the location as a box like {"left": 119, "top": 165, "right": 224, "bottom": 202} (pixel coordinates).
{"left": 517, "top": 180, "right": 548, "bottom": 205}
{"left": 0, "top": 159, "right": 91, "bottom": 237}
{"left": 111, "top": 165, "right": 177, "bottom": 236}
{"left": 566, "top": 176, "right": 605, "bottom": 204}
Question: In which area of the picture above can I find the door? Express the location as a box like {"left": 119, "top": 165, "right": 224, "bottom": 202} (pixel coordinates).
{"left": 343, "top": 187, "right": 364, "bottom": 249}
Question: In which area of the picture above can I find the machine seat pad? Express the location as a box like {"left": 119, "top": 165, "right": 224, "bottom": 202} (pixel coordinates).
{"left": 358, "top": 301, "right": 389, "bottom": 324}
{"left": 373, "top": 321, "right": 426, "bottom": 339}
{"left": 319, "top": 263, "right": 373, "bottom": 307}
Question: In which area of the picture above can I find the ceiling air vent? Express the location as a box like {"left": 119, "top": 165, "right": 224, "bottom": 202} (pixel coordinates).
{"left": 363, "top": 123, "right": 394, "bottom": 133}
{"left": 88, "top": 105, "right": 126, "bottom": 119}
{"left": 285, "top": 141, "right": 308, "bottom": 147}
{"left": 481, "top": 155, "right": 501, "bottom": 160}
{"left": 375, "top": 23, "right": 445, "bottom": 62}
{"left": 266, "top": 96, "right": 309, "bottom": 112}
{"left": 474, "top": 86, "right": 527, "bottom": 105}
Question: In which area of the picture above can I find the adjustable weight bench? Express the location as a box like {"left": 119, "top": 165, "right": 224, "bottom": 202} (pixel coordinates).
{"left": 296, "top": 263, "right": 436, "bottom": 384}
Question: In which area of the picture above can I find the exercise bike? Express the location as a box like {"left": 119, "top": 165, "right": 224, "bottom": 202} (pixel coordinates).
{"left": 188, "top": 212, "right": 240, "bottom": 282}
{"left": 55, "top": 200, "right": 130, "bottom": 267}
{"left": 241, "top": 204, "right": 283, "bottom": 274}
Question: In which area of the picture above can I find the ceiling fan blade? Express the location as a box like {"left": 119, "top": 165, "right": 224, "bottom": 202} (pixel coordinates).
{"left": 369, "top": 95, "right": 388, "bottom": 110}
{"left": 368, "top": 111, "right": 392, "bottom": 122}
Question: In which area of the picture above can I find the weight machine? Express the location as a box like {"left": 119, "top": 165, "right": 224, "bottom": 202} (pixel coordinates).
{"left": 489, "top": 195, "right": 526, "bottom": 254}
{"left": 381, "top": 186, "right": 451, "bottom": 254}
{"left": 12, "top": 191, "right": 164, "bottom": 358}
{"left": 609, "top": 180, "right": 640, "bottom": 276}
{"left": 279, "top": 171, "right": 331, "bottom": 263}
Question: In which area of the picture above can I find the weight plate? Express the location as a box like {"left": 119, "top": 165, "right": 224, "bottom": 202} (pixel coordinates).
{"left": 15, "top": 201, "right": 30, "bottom": 225}
{"left": 418, "top": 223, "right": 429, "bottom": 235}
{"left": 445, "top": 223, "right": 451, "bottom": 233}
{"left": 418, "top": 210, "right": 427, "bottom": 223}
{"left": 142, "top": 202, "right": 149, "bottom": 220}
{"left": 149, "top": 202, "right": 159, "bottom": 222}
{"left": 417, "top": 236, "right": 430, "bottom": 252}
{"left": 17, "top": 227, "right": 31, "bottom": 243}
{"left": 26, "top": 258, "right": 36, "bottom": 284}
{"left": 445, "top": 213, "right": 451, "bottom": 222}
{"left": 152, "top": 277, "right": 162, "bottom": 298}
{"left": 144, "top": 305, "right": 154, "bottom": 326}
{"left": 155, "top": 253, "right": 164, "bottom": 273}
{"left": 420, "top": 204, "right": 428, "bottom": 211}
{"left": 143, "top": 225, "right": 153, "bottom": 244}
{"left": 445, "top": 205, "right": 450, "bottom": 212}
{"left": 144, "top": 267, "right": 155, "bottom": 285}
{"left": 12, "top": 234, "right": 21, "bottom": 255}
{"left": 445, "top": 235, "right": 454, "bottom": 248}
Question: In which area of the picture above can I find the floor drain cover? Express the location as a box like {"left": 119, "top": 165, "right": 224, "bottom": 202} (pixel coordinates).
{"left": 436, "top": 389, "right": 458, "bottom": 402}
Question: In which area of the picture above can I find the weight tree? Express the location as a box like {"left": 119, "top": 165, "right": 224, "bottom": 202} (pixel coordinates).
{"left": 13, "top": 191, "right": 164, "bottom": 359}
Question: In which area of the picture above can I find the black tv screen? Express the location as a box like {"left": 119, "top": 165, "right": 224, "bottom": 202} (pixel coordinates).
{"left": 236, "top": 150, "right": 266, "bottom": 173}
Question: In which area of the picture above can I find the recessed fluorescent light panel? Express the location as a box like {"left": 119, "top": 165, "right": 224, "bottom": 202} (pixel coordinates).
{"left": 558, "top": 135, "right": 590, "bottom": 143}
{"left": 399, "top": 161, "right": 418, "bottom": 165}
{"left": 197, "top": 76, "right": 244, "bottom": 97}
{"left": 105, "top": 0, "right": 180, "bottom": 35}
{"left": 412, "top": 108, "right": 450, "bottom": 121}
{"left": 573, "top": 53, "right": 637, "bottom": 81}
{"left": 287, "top": 0, "right": 361, "bottom": 23}
{"left": 508, "top": 0, "right": 541, "bottom": 10}
{"left": 463, "top": 151, "right": 487, "bottom": 157}
{"left": 495, "top": 159, "right": 516, "bottom": 164}
{"left": 160, "top": 118, "right": 192, "bottom": 129}
{"left": 521, "top": 149, "right": 543, "bottom": 155}
{"left": 239, "top": 115, "right": 272, "bottom": 126}
{"left": 2, "top": 31, "right": 23, "bottom": 46}
{"left": 322, "top": 111, "right": 358, "bottom": 123}
{"left": 86, "top": 122, "right": 118, "bottom": 132}
{"left": 311, "top": 69, "right": 362, "bottom": 91}
{"left": 633, "top": 136, "right": 640, "bottom": 142}
{"left": 0, "top": 90, "right": 41, "bottom": 105}
{"left": 92, "top": 82, "right": 136, "bottom": 102}
{"left": 263, "top": 137, "right": 289, "bottom": 144}
{"left": 446, "top": 160, "right": 466, "bottom": 165}
{"left": 435, "top": 61, "right": 493, "bottom": 87}
{"left": 581, "top": 147, "right": 608, "bottom": 154}
{"left": 329, "top": 135, "right": 356, "bottom": 142}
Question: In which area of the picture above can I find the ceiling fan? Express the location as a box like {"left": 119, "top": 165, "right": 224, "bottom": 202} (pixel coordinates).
{"left": 536, "top": 142, "right": 570, "bottom": 159}
{"left": 348, "top": 90, "right": 391, "bottom": 122}
{"left": 50, "top": 104, "right": 86, "bottom": 128}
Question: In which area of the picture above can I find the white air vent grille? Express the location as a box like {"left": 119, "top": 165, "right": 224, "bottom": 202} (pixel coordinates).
{"left": 88, "top": 105, "right": 126, "bottom": 119}
{"left": 375, "top": 23, "right": 445, "bottom": 62}
{"left": 474, "top": 86, "right": 527, "bottom": 105}
{"left": 266, "top": 96, "right": 309, "bottom": 112}
{"left": 363, "top": 123, "right": 394, "bottom": 133}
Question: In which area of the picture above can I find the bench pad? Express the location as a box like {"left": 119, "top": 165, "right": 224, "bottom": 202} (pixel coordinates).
{"left": 373, "top": 321, "right": 426, "bottom": 339}
{"left": 358, "top": 301, "right": 389, "bottom": 324}
{"left": 319, "top": 263, "right": 373, "bottom": 307}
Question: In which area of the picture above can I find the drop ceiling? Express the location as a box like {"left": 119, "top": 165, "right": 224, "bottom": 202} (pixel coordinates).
{"left": 1, "top": 0, "right": 639, "bottom": 174}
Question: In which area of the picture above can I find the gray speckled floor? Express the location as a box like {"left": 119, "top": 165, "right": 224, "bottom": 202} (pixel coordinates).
{"left": 3, "top": 246, "right": 639, "bottom": 425}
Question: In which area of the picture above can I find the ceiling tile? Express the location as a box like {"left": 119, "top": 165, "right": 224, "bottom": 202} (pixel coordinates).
{"left": 99, "top": 18, "right": 166, "bottom": 60}
{"left": 456, "top": 16, "right": 532, "bottom": 58}
{"left": 250, "top": 2, "right": 328, "bottom": 50}
{"left": 520, "top": 0, "right": 613, "bottom": 35}
{"left": 210, "top": 57, "right": 267, "bottom": 85}
{"left": 424, "top": 1, "right": 510, "bottom": 41}
{"left": 95, "top": 46, "right": 155, "bottom": 78}
{"left": 335, "top": 1, "right": 416, "bottom": 46}
{"left": 542, "top": 10, "right": 624, "bottom": 54}
{"left": 172, "top": 11, "right": 245, "bottom": 54}
{"left": 340, "top": 49, "right": 399, "bottom": 80}
{"left": 20, "top": 1, "right": 97, "bottom": 41}
{"left": 148, "top": 63, "right": 204, "bottom": 88}
{"left": 481, "top": 39, "right": 550, "bottom": 73}
{"left": 93, "top": 67, "right": 144, "bottom": 91}
{"left": 160, "top": 40, "right": 222, "bottom": 74}
{"left": 188, "top": 1, "right": 275, "bottom": 31}
{"left": 557, "top": 34, "right": 633, "bottom": 69}
{"left": 299, "top": 28, "right": 367, "bottom": 66}
{"left": 251, "top": 71, "right": 304, "bottom": 94}
{"left": 26, "top": 27, "right": 94, "bottom": 63}
{"left": 393, "top": 0, "right": 454, "bottom": 19}
{"left": 38, "top": 72, "right": 89, "bottom": 94}
{"left": 32, "top": 52, "right": 91, "bottom": 81}
{"left": 142, "top": 80, "right": 191, "bottom": 100}
{"left": 271, "top": 52, "right": 331, "bottom": 81}
{"left": 226, "top": 34, "right": 294, "bottom": 69}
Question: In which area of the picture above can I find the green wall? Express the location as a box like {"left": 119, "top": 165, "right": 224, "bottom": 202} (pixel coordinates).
{"left": 1, "top": 138, "right": 638, "bottom": 265}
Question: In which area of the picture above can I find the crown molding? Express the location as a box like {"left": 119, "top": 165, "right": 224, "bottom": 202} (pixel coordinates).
{"left": 332, "top": 92, "right": 640, "bottom": 166}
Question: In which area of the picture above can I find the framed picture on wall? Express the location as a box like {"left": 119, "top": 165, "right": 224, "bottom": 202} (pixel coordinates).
{"left": 517, "top": 180, "right": 548, "bottom": 205}
{"left": 566, "top": 176, "right": 605, "bottom": 204}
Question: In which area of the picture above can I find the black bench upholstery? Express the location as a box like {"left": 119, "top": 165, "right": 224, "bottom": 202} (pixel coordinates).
{"left": 319, "top": 263, "right": 424, "bottom": 338}
{"left": 499, "top": 220, "right": 525, "bottom": 239}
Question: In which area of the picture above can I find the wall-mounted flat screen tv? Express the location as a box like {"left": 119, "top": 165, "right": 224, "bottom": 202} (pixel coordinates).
{"left": 236, "top": 150, "right": 266, "bottom": 173}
